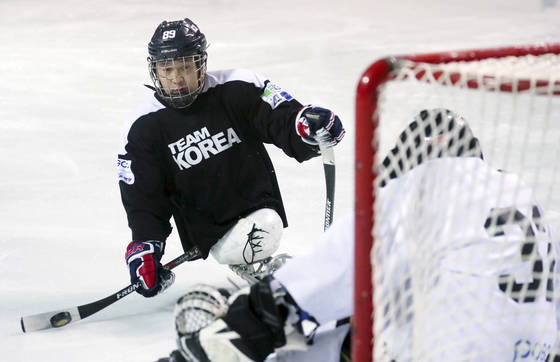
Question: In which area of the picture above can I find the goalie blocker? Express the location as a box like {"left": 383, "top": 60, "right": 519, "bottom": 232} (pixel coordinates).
{"left": 172, "top": 278, "right": 311, "bottom": 362}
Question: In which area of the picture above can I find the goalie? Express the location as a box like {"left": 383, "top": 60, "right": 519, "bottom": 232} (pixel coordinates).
{"left": 161, "top": 109, "right": 558, "bottom": 362}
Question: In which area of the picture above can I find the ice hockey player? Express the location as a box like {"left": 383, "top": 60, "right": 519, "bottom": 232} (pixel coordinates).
{"left": 163, "top": 109, "right": 557, "bottom": 362}
{"left": 118, "top": 17, "right": 345, "bottom": 298}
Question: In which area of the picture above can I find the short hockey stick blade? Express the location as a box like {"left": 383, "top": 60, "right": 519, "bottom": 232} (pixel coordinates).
{"left": 20, "top": 248, "right": 201, "bottom": 333}
{"left": 318, "top": 143, "right": 335, "bottom": 231}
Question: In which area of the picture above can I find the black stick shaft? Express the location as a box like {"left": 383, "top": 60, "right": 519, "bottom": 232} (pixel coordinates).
{"left": 21, "top": 248, "right": 201, "bottom": 332}
{"left": 319, "top": 144, "right": 335, "bottom": 230}
{"left": 77, "top": 249, "right": 200, "bottom": 319}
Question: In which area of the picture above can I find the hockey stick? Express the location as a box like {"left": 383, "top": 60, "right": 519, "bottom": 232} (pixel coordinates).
{"left": 318, "top": 143, "right": 335, "bottom": 230}
{"left": 20, "top": 247, "right": 201, "bottom": 333}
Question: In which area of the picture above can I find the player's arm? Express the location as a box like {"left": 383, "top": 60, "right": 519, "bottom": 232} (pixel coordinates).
{"left": 118, "top": 116, "right": 174, "bottom": 297}
{"left": 233, "top": 77, "right": 345, "bottom": 162}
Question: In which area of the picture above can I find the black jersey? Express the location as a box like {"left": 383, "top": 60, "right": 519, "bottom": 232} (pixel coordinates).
{"left": 118, "top": 69, "right": 319, "bottom": 258}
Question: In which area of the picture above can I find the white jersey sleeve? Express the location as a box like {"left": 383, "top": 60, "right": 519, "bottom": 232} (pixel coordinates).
{"left": 271, "top": 215, "right": 353, "bottom": 362}
{"left": 274, "top": 214, "right": 354, "bottom": 324}
{"left": 376, "top": 157, "right": 557, "bottom": 361}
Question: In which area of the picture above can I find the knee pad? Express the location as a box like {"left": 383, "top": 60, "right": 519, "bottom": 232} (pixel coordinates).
{"left": 210, "top": 208, "right": 283, "bottom": 265}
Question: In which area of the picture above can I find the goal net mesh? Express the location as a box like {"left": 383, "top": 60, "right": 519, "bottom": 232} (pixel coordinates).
{"left": 355, "top": 45, "right": 560, "bottom": 361}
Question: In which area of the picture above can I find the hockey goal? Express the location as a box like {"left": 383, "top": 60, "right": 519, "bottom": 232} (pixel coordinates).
{"left": 354, "top": 44, "right": 560, "bottom": 361}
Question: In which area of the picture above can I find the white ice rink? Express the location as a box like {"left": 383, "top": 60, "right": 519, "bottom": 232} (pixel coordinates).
{"left": 1, "top": 0, "right": 559, "bottom": 361}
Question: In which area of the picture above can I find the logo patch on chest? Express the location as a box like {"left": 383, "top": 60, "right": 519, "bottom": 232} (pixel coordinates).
{"left": 167, "top": 127, "right": 242, "bottom": 170}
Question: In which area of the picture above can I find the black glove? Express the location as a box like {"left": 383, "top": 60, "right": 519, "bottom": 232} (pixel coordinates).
{"left": 177, "top": 279, "right": 311, "bottom": 362}
{"left": 295, "top": 105, "right": 345, "bottom": 147}
{"left": 125, "top": 240, "right": 175, "bottom": 298}
{"left": 219, "top": 280, "right": 287, "bottom": 361}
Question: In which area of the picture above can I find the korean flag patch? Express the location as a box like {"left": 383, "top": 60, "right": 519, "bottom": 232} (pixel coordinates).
{"left": 261, "top": 83, "right": 293, "bottom": 109}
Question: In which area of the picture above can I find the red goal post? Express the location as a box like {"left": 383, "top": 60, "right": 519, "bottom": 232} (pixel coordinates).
{"left": 354, "top": 44, "right": 560, "bottom": 362}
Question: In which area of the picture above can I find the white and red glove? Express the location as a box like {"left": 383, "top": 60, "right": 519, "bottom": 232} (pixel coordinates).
{"left": 125, "top": 240, "right": 175, "bottom": 298}
{"left": 295, "top": 105, "right": 345, "bottom": 147}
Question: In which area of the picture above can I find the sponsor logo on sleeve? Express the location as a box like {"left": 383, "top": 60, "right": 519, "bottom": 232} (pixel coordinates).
{"left": 117, "top": 158, "right": 135, "bottom": 185}
{"left": 261, "top": 83, "right": 293, "bottom": 109}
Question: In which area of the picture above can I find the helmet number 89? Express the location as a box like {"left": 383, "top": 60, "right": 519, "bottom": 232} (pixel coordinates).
{"left": 163, "top": 30, "right": 176, "bottom": 40}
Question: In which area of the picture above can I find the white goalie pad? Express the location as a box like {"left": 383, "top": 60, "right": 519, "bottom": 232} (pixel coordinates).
{"left": 210, "top": 208, "right": 283, "bottom": 265}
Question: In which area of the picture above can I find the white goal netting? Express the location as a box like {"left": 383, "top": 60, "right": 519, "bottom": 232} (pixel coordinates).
{"left": 356, "top": 45, "right": 560, "bottom": 362}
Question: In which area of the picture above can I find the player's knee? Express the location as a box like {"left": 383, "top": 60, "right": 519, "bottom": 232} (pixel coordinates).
{"left": 210, "top": 208, "right": 283, "bottom": 265}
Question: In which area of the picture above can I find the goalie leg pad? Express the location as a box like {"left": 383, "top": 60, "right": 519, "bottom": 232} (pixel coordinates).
{"left": 198, "top": 319, "right": 255, "bottom": 362}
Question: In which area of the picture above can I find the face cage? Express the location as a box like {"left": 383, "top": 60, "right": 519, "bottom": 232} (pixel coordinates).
{"left": 174, "top": 285, "right": 229, "bottom": 360}
{"left": 149, "top": 54, "right": 207, "bottom": 109}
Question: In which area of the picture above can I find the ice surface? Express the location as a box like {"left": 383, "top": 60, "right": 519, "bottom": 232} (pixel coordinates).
{"left": 1, "top": 0, "right": 559, "bottom": 360}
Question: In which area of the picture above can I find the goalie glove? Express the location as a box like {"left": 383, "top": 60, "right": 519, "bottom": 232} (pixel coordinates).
{"left": 295, "top": 105, "right": 345, "bottom": 147}
{"left": 125, "top": 240, "right": 175, "bottom": 298}
{"left": 176, "top": 278, "right": 311, "bottom": 362}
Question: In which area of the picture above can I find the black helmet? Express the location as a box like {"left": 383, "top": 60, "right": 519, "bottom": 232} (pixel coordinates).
{"left": 148, "top": 18, "right": 208, "bottom": 108}
{"left": 148, "top": 18, "right": 207, "bottom": 60}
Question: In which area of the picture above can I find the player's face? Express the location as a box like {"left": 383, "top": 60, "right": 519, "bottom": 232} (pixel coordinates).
{"left": 155, "top": 57, "right": 199, "bottom": 96}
